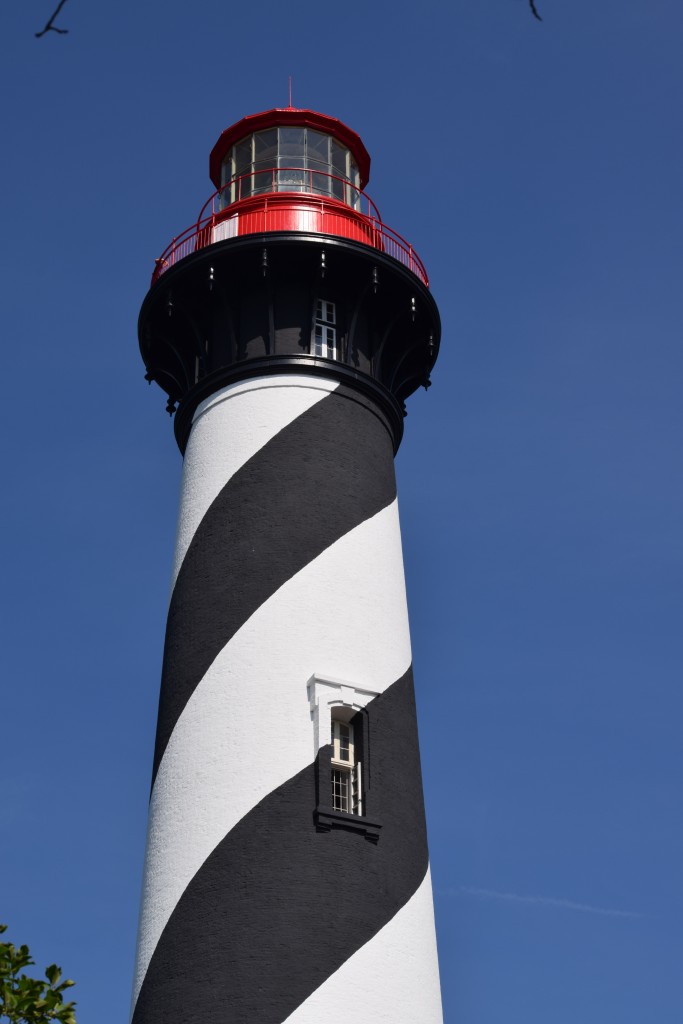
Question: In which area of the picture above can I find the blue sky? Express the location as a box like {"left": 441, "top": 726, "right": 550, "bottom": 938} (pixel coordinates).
{"left": 1, "top": 1, "right": 681, "bottom": 1022}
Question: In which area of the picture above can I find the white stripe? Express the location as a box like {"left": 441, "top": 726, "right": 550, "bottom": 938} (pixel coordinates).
{"left": 282, "top": 868, "right": 443, "bottom": 1024}
{"left": 131, "top": 498, "right": 411, "bottom": 1009}
{"left": 170, "top": 374, "right": 338, "bottom": 589}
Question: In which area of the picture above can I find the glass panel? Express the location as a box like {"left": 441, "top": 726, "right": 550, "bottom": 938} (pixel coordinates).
{"left": 278, "top": 126, "right": 304, "bottom": 193}
{"left": 235, "top": 173, "right": 252, "bottom": 201}
{"left": 252, "top": 169, "right": 273, "bottom": 195}
{"left": 278, "top": 127, "right": 305, "bottom": 165}
{"left": 253, "top": 129, "right": 278, "bottom": 166}
{"left": 306, "top": 130, "right": 330, "bottom": 171}
{"left": 348, "top": 158, "right": 361, "bottom": 209}
{"left": 330, "top": 140, "right": 347, "bottom": 175}
{"left": 232, "top": 137, "right": 253, "bottom": 199}
{"left": 311, "top": 171, "right": 332, "bottom": 198}
{"left": 313, "top": 324, "right": 323, "bottom": 357}
{"left": 277, "top": 168, "right": 306, "bottom": 192}
{"left": 339, "top": 723, "right": 350, "bottom": 761}
{"left": 332, "top": 768, "right": 350, "bottom": 812}
{"left": 219, "top": 160, "right": 232, "bottom": 208}
{"left": 233, "top": 138, "right": 252, "bottom": 177}
{"left": 307, "top": 131, "right": 335, "bottom": 198}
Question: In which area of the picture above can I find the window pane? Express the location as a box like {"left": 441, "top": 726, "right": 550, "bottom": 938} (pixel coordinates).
{"left": 331, "top": 140, "right": 347, "bottom": 176}
{"left": 311, "top": 171, "right": 332, "bottom": 198}
{"left": 252, "top": 169, "right": 272, "bottom": 194}
{"left": 332, "top": 768, "right": 350, "bottom": 812}
{"left": 253, "top": 129, "right": 277, "bottom": 166}
{"left": 233, "top": 138, "right": 252, "bottom": 178}
{"left": 277, "top": 168, "right": 306, "bottom": 191}
{"left": 312, "top": 323, "right": 324, "bottom": 357}
{"left": 235, "top": 173, "right": 252, "bottom": 201}
{"left": 347, "top": 159, "right": 361, "bottom": 208}
{"left": 307, "top": 130, "right": 330, "bottom": 171}
{"left": 278, "top": 127, "right": 305, "bottom": 189}
{"left": 278, "top": 127, "right": 305, "bottom": 164}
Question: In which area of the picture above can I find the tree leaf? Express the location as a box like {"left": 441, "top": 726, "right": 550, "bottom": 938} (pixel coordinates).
{"left": 45, "top": 965, "right": 61, "bottom": 987}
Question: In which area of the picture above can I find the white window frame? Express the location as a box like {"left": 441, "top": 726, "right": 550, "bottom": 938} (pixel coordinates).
{"left": 312, "top": 299, "right": 337, "bottom": 359}
{"left": 307, "top": 674, "right": 379, "bottom": 818}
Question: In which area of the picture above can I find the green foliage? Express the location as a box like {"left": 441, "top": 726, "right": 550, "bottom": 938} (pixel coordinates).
{"left": 0, "top": 926, "right": 77, "bottom": 1024}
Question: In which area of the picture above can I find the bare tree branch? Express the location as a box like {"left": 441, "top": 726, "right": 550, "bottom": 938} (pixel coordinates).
{"left": 35, "top": 0, "right": 70, "bottom": 37}
{"left": 529, "top": 0, "right": 542, "bottom": 20}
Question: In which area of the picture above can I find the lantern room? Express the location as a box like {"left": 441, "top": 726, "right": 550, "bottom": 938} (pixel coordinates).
{"left": 209, "top": 108, "right": 371, "bottom": 209}
{"left": 152, "top": 107, "right": 429, "bottom": 288}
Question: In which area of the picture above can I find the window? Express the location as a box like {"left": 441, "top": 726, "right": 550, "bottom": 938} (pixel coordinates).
{"left": 331, "top": 718, "right": 362, "bottom": 815}
{"left": 307, "top": 673, "right": 381, "bottom": 842}
{"left": 312, "top": 299, "right": 337, "bottom": 359}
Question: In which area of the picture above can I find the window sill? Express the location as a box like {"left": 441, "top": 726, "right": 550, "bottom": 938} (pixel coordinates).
{"left": 314, "top": 806, "right": 382, "bottom": 844}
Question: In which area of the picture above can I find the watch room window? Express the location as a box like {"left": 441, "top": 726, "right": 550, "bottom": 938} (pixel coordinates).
{"left": 312, "top": 299, "right": 337, "bottom": 360}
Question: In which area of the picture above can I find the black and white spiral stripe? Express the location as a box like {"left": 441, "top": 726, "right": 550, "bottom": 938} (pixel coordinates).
{"left": 131, "top": 374, "right": 443, "bottom": 1024}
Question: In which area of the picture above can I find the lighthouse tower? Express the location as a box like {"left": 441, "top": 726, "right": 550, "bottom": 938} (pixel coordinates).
{"left": 131, "top": 106, "right": 443, "bottom": 1024}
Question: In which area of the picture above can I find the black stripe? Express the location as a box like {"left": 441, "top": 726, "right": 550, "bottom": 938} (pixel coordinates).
{"left": 133, "top": 669, "right": 428, "bottom": 1024}
{"left": 151, "top": 387, "right": 396, "bottom": 785}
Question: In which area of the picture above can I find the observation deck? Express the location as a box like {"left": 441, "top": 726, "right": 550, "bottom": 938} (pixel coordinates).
{"left": 151, "top": 171, "right": 428, "bottom": 288}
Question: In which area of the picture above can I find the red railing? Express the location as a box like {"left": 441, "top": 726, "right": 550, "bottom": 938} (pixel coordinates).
{"left": 152, "top": 169, "right": 429, "bottom": 287}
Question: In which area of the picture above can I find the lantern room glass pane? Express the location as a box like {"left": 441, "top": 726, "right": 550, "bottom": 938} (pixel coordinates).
{"left": 330, "top": 140, "right": 347, "bottom": 175}
{"left": 278, "top": 127, "right": 305, "bottom": 165}
{"left": 327, "top": 140, "right": 344, "bottom": 201}
{"left": 277, "top": 127, "right": 305, "bottom": 193}
{"left": 234, "top": 138, "right": 252, "bottom": 178}
{"left": 252, "top": 169, "right": 272, "bottom": 195}
{"left": 253, "top": 130, "right": 277, "bottom": 195}
{"left": 310, "top": 172, "right": 328, "bottom": 197}
{"left": 307, "top": 130, "right": 330, "bottom": 171}
{"left": 254, "top": 129, "right": 278, "bottom": 164}
{"left": 277, "top": 168, "right": 306, "bottom": 191}
{"left": 348, "top": 158, "right": 360, "bottom": 209}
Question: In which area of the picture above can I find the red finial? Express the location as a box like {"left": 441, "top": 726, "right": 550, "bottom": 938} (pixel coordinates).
{"left": 288, "top": 75, "right": 293, "bottom": 109}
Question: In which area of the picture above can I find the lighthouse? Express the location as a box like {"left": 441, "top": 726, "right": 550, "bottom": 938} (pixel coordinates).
{"left": 131, "top": 106, "right": 443, "bottom": 1024}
